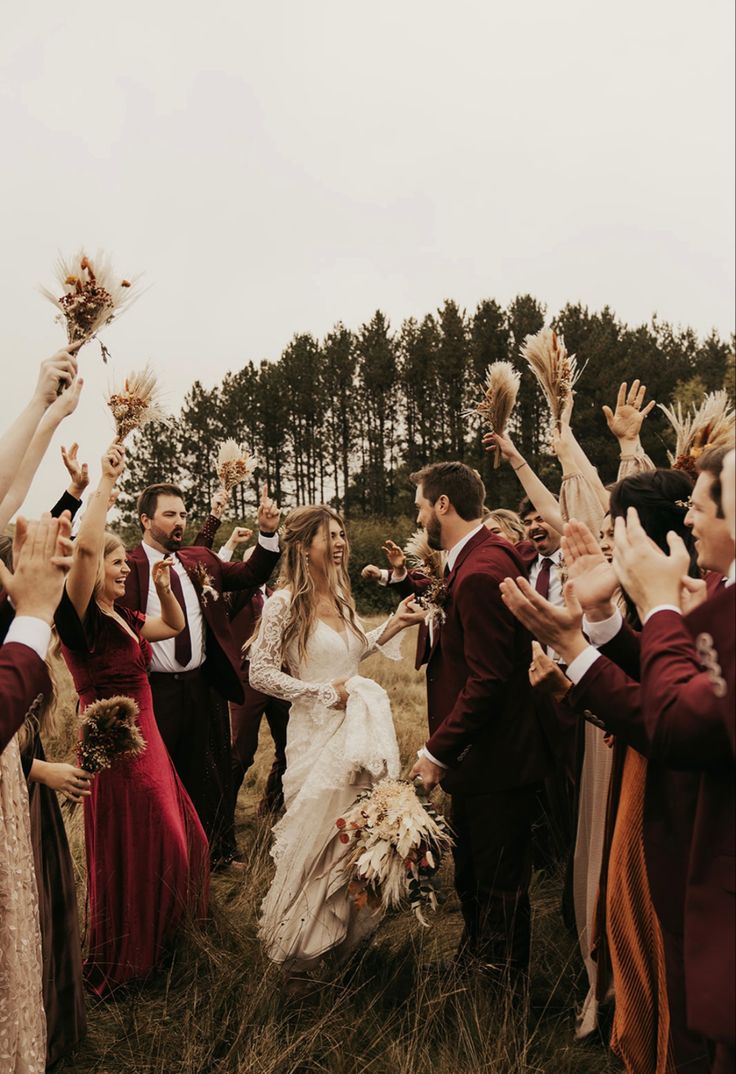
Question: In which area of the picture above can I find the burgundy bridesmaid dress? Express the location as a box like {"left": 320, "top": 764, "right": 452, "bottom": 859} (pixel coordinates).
{"left": 55, "top": 590, "right": 209, "bottom": 997}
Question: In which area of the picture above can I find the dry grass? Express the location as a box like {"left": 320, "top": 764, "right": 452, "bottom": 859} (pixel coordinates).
{"left": 46, "top": 619, "right": 621, "bottom": 1074}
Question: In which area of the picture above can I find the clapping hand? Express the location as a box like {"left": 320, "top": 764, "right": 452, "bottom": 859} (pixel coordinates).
{"left": 529, "top": 640, "right": 572, "bottom": 701}
{"left": 60, "top": 442, "right": 90, "bottom": 498}
{"left": 602, "top": 380, "right": 655, "bottom": 444}
{"left": 0, "top": 512, "right": 73, "bottom": 623}
{"left": 257, "top": 483, "right": 280, "bottom": 534}
{"left": 381, "top": 539, "right": 406, "bottom": 572}
{"left": 561, "top": 519, "right": 618, "bottom": 618}
{"left": 152, "top": 557, "right": 174, "bottom": 592}
{"left": 612, "top": 507, "right": 692, "bottom": 618}
{"left": 499, "top": 575, "right": 588, "bottom": 665}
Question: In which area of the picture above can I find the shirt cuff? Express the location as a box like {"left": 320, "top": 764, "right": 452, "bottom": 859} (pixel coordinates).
{"left": 642, "top": 604, "right": 682, "bottom": 624}
{"left": 377, "top": 569, "right": 390, "bottom": 587}
{"left": 389, "top": 568, "right": 408, "bottom": 584}
{"left": 419, "top": 746, "right": 448, "bottom": 770}
{"left": 583, "top": 608, "right": 623, "bottom": 647}
{"left": 4, "top": 617, "right": 52, "bottom": 661}
{"left": 258, "top": 532, "right": 280, "bottom": 552}
{"left": 565, "top": 645, "right": 601, "bottom": 685}
{"left": 217, "top": 546, "right": 234, "bottom": 562}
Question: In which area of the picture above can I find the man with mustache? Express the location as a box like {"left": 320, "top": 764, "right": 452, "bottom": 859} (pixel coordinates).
{"left": 120, "top": 482, "right": 281, "bottom": 867}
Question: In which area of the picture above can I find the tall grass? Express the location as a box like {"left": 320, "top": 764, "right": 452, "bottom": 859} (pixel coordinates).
{"left": 47, "top": 621, "right": 621, "bottom": 1074}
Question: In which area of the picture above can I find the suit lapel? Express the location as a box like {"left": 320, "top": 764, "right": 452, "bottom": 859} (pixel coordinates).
{"left": 427, "top": 528, "right": 491, "bottom": 664}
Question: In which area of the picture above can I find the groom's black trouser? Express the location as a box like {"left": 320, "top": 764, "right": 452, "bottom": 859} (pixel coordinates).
{"left": 451, "top": 783, "right": 539, "bottom": 980}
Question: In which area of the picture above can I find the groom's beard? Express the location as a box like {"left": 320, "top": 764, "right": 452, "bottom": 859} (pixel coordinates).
{"left": 425, "top": 514, "right": 443, "bottom": 552}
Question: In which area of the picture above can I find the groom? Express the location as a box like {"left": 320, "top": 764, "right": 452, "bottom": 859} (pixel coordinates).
{"left": 121, "top": 482, "right": 281, "bottom": 866}
{"left": 408, "top": 462, "right": 550, "bottom": 982}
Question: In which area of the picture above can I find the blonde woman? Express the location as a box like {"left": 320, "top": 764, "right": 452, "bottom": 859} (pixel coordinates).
{"left": 249, "top": 505, "right": 422, "bottom": 978}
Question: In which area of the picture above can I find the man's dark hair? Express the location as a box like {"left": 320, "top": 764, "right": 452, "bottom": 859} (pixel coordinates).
{"left": 695, "top": 446, "right": 730, "bottom": 518}
{"left": 410, "top": 462, "right": 485, "bottom": 521}
{"left": 518, "top": 496, "right": 535, "bottom": 519}
{"left": 137, "top": 484, "right": 186, "bottom": 531}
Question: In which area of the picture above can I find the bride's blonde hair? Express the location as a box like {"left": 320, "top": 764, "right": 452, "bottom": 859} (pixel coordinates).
{"left": 278, "top": 505, "right": 364, "bottom": 665}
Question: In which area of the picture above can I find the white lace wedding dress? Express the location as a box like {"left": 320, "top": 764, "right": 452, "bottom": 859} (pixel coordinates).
{"left": 249, "top": 589, "right": 403, "bottom": 971}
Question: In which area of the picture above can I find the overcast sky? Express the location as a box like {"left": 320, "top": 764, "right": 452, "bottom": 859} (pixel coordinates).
{"left": 1, "top": 0, "right": 734, "bottom": 516}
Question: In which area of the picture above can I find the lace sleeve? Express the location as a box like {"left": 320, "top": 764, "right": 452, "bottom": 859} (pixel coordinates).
{"left": 248, "top": 592, "right": 340, "bottom": 707}
{"left": 361, "top": 618, "right": 404, "bottom": 662}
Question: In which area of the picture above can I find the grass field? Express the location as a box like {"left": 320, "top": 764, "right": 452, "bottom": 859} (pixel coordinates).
{"left": 47, "top": 620, "right": 622, "bottom": 1074}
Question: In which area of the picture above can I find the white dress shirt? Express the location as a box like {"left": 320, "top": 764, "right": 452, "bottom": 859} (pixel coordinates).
{"left": 528, "top": 546, "right": 564, "bottom": 608}
{"left": 4, "top": 617, "right": 52, "bottom": 660}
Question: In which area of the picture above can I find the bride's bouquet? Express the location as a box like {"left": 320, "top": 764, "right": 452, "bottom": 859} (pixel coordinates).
{"left": 336, "top": 778, "right": 453, "bottom": 926}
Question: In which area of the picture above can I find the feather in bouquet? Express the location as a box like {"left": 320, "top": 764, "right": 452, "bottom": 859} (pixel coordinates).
{"left": 466, "top": 361, "right": 521, "bottom": 468}
{"left": 403, "top": 530, "right": 448, "bottom": 627}
{"left": 336, "top": 777, "right": 453, "bottom": 926}
{"left": 65, "top": 695, "right": 145, "bottom": 814}
{"left": 216, "top": 439, "right": 257, "bottom": 493}
{"left": 40, "top": 249, "right": 140, "bottom": 362}
{"left": 520, "top": 327, "right": 584, "bottom": 430}
{"left": 107, "top": 364, "right": 169, "bottom": 443}
{"left": 658, "top": 391, "right": 735, "bottom": 477}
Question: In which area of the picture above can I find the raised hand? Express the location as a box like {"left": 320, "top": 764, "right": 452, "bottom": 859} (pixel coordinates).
{"left": 47, "top": 374, "right": 84, "bottom": 420}
{"left": 210, "top": 488, "right": 229, "bottom": 519}
{"left": 101, "top": 442, "right": 125, "bottom": 483}
{"left": 257, "top": 483, "right": 280, "bottom": 534}
{"left": 381, "top": 539, "right": 406, "bottom": 572}
{"left": 34, "top": 343, "right": 82, "bottom": 407}
{"left": 225, "top": 526, "right": 253, "bottom": 551}
{"left": 613, "top": 507, "right": 692, "bottom": 617}
{"left": 0, "top": 512, "right": 73, "bottom": 622}
{"left": 561, "top": 519, "right": 618, "bottom": 616}
{"left": 602, "top": 380, "right": 656, "bottom": 445}
{"left": 499, "top": 575, "right": 588, "bottom": 665}
{"left": 61, "top": 441, "right": 90, "bottom": 497}
{"left": 482, "top": 429, "right": 523, "bottom": 466}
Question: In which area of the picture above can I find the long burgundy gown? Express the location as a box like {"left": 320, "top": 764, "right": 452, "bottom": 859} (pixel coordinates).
{"left": 55, "top": 590, "right": 209, "bottom": 998}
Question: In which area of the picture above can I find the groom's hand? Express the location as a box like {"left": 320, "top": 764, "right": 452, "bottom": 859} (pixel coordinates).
{"left": 409, "top": 754, "right": 443, "bottom": 794}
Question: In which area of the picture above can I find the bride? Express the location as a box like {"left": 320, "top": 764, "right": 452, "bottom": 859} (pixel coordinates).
{"left": 248, "top": 505, "right": 422, "bottom": 974}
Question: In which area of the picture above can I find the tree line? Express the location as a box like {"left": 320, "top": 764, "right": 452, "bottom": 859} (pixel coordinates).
{"left": 117, "top": 295, "right": 734, "bottom": 532}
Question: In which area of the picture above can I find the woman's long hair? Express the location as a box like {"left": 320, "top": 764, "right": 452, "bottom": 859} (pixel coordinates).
{"left": 609, "top": 468, "right": 698, "bottom": 627}
{"left": 278, "top": 505, "right": 364, "bottom": 666}
{"left": 93, "top": 531, "right": 126, "bottom": 602}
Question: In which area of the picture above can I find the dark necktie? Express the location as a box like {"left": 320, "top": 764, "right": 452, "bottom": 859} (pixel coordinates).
{"left": 535, "top": 557, "right": 553, "bottom": 601}
{"left": 167, "top": 560, "right": 192, "bottom": 666}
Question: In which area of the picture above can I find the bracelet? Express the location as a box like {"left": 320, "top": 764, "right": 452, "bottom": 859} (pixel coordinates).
{"left": 511, "top": 461, "right": 528, "bottom": 472}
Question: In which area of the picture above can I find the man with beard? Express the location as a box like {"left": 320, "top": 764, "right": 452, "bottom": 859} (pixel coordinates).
{"left": 408, "top": 462, "right": 550, "bottom": 985}
{"left": 519, "top": 498, "right": 564, "bottom": 610}
{"left": 120, "top": 483, "right": 281, "bottom": 867}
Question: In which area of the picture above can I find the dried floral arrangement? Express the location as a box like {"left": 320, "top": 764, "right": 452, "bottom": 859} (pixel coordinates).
{"left": 65, "top": 695, "right": 145, "bottom": 813}
{"left": 520, "top": 327, "right": 584, "bottom": 430}
{"left": 658, "top": 391, "right": 735, "bottom": 476}
{"left": 336, "top": 778, "right": 453, "bottom": 925}
{"left": 216, "top": 439, "right": 257, "bottom": 493}
{"left": 41, "top": 250, "right": 140, "bottom": 362}
{"left": 403, "top": 530, "right": 448, "bottom": 626}
{"left": 466, "top": 361, "right": 521, "bottom": 468}
{"left": 403, "top": 529, "right": 443, "bottom": 579}
{"left": 189, "top": 561, "right": 219, "bottom": 606}
{"left": 107, "top": 365, "right": 168, "bottom": 442}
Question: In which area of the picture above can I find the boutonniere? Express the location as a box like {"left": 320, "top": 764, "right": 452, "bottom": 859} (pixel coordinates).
{"left": 189, "top": 561, "right": 220, "bottom": 606}
{"left": 417, "top": 577, "right": 450, "bottom": 628}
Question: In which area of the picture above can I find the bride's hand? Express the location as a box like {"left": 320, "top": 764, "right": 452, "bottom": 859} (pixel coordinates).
{"left": 331, "top": 677, "right": 349, "bottom": 709}
{"left": 393, "top": 594, "right": 427, "bottom": 629}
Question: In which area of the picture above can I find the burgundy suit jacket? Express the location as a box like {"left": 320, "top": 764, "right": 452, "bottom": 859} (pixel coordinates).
{"left": 120, "top": 541, "right": 280, "bottom": 704}
{"left": 0, "top": 593, "right": 52, "bottom": 754}
{"left": 422, "top": 528, "right": 550, "bottom": 795}
{"left": 640, "top": 587, "right": 734, "bottom": 1048}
